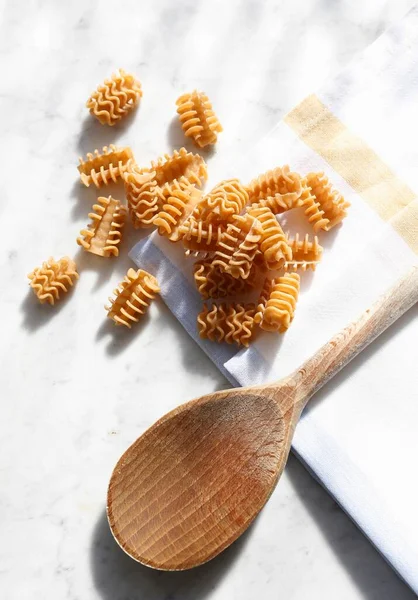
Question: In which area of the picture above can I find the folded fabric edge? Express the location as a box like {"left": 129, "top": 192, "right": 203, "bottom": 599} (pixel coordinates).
{"left": 224, "top": 344, "right": 276, "bottom": 386}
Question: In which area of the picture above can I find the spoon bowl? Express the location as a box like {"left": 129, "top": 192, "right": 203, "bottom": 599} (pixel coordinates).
{"left": 107, "top": 267, "right": 418, "bottom": 570}
{"left": 107, "top": 386, "right": 298, "bottom": 570}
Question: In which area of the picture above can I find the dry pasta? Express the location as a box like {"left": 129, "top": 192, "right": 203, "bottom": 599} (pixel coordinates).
{"left": 193, "top": 179, "right": 249, "bottom": 224}
{"left": 77, "top": 196, "right": 126, "bottom": 257}
{"left": 197, "top": 303, "right": 256, "bottom": 346}
{"left": 28, "top": 257, "right": 79, "bottom": 305}
{"left": 27, "top": 66, "right": 352, "bottom": 347}
{"left": 248, "top": 206, "right": 292, "bottom": 270}
{"left": 300, "top": 180, "right": 328, "bottom": 233}
{"left": 250, "top": 191, "right": 303, "bottom": 214}
{"left": 212, "top": 214, "right": 261, "bottom": 279}
{"left": 247, "top": 165, "right": 302, "bottom": 205}
{"left": 154, "top": 185, "right": 203, "bottom": 241}
{"left": 305, "top": 172, "right": 350, "bottom": 231}
{"left": 86, "top": 69, "right": 142, "bottom": 126}
{"left": 176, "top": 90, "right": 223, "bottom": 148}
{"left": 180, "top": 218, "right": 226, "bottom": 253}
{"left": 124, "top": 162, "right": 160, "bottom": 228}
{"left": 226, "top": 214, "right": 262, "bottom": 279}
{"left": 212, "top": 222, "right": 241, "bottom": 272}
{"left": 284, "top": 232, "right": 323, "bottom": 272}
{"left": 255, "top": 273, "right": 300, "bottom": 333}
{"left": 78, "top": 145, "right": 133, "bottom": 188}
{"left": 150, "top": 147, "right": 208, "bottom": 188}
{"left": 106, "top": 268, "right": 160, "bottom": 328}
{"left": 193, "top": 259, "right": 256, "bottom": 299}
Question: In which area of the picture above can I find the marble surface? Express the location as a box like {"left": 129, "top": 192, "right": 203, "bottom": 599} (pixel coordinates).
{"left": 0, "top": 0, "right": 417, "bottom": 598}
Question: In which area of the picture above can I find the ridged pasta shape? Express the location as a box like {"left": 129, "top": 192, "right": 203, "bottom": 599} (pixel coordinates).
{"left": 77, "top": 196, "right": 126, "bottom": 257}
{"left": 106, "top": 268, "right": 160, "bottom": 328}
{"left": 306, "top": 172, "right": 350, "bottom": 230}
{"left": 284, "top": 232, "right": 323, "bottom": 272}
{"left": 212, "top": 222, "right": 241, "bottom": 272}
{"left": 150, "top": 147, "right": 208, "bottom": 188}
{"left": 86, "top": 69, "right": 142, "bottom": 126}
{"left": 300, "top": 181, "right": 329, "bottom": 233}
{"left": 28, "top": 257, "right": 79, "bottom": 306}
{"left": 255, "top": 273, "right": 300, "bottom": 333}
{"left": 197, "top": 303, "right": 256, "bottom": 346}
{"left": 250, "top": 190, "right": 303, "bottom": 214}
{"left": 226, "top": 214, "right": 262, "bottom": 279}
{"left": 78, "top": 145, "right": 133, "bottom": 188}
{"left": 124, "top": 161, "right": 160, "bottom": 228}
{"left": 193, "top": 260, "right": 256, "bottom": 299}
{"left": 195, "top": 179, "right": 249, "bottom": 224}
{"left": 154, "top": 185, "right": 203, "bottom": 241}
{"left": 212, "top": 214, "right": 262, "bottom": 279}
{"left": 180, "top": 218, "right": 226, "bottom": 253}
{"left": 248, "top": 206, "right": 292, "bottom": 270}
{"left": 247, "top": 165, "right": 302, "bottom": 205}
{"left": 176, "top": 90, "right": 223, "bottom": 148}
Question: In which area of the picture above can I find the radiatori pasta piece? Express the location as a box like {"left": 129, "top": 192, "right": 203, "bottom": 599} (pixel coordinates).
{"left": 306, "top": 172, "right": 350, "bottom": 231}
{"left": 77, "top": 196, "right": 126, "bottom": 257}
{"left": 255, "top": 273, "right": 300, "bottom": 333}
{"left": 106, "top": 268, "right": 160, "bottom": 328}
{"left": 197, "top": 303, "right": 256, "bottom": 346}
{"left": 28, "top": 257, "right": 79, "bottom": 305}
{"left": 248, "top": 206, "right": 292, "bottom": 270}
{"left": 180, "top": 218, "right": 226, "bottom": 253}
{"left": 284, "top": 232, "right": 323, "bottom": 272}
{"left": 176, "top": 90, "right": 223, "bottom": 148}
{"left": 86, "top": 69, "right": 142, "bottom": 126}
{"left": 154, "top": 185, "right": 203, "bottom": 241}
{"left": 212, "top": 213, "right": 262, "bottom": 279}
{"left": 226, "top": 214, "right": 262, "bottom": 279}
{"left": 194, "top": 179, "right": 249, "bottom": 224}
{"left": 193, "top": 259, "right": 256, "bottom": 299}
{"left": 212, "top": 222, "right": 241, "bottom": 272}
{"left": 300, "top": 180, "right": 328, "bottom": 233}
{"left": 124, "top": 161, "right": 160, "bottom": 228}
{"left": 247, "top": 165, "right": 302, "bottom": 205}
{"left": 150, "top": 147, "right": 208, "bottom": 188}
{"left": 78, "top": 145, "right": 133, "bottom": 188}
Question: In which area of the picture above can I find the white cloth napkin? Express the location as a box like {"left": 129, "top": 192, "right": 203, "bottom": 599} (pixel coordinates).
{"left": 131, "top": 7, "right": 418, "bottom": 593}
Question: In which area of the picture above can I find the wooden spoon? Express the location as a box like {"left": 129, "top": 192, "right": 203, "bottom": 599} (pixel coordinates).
{"left": 107, "top": 266, "right": 418, "bottom": 571}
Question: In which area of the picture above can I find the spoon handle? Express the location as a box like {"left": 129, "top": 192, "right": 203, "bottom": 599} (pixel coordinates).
{"left": 295, "top": 265, "right": 418, "bottom": 405}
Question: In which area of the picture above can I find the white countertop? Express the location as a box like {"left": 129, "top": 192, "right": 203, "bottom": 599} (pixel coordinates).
{"left": 1, "top": 0, "right": 417, "bottom": 598}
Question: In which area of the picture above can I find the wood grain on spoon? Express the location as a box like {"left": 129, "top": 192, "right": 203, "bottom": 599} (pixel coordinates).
{"left": 107, "top": 266, "right": 418, "bottom": 571}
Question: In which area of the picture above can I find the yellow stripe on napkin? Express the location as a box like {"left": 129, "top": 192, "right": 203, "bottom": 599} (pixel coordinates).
{"left": 285, "top": 94, "right": 418, "bottom": 254}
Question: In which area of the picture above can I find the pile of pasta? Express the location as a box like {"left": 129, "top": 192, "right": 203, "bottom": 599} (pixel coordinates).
{"left": 146, "top": 165, "right": 349, "bottom": 346}
{"left": 28, "top": 68, "right": 349, "bottom": 340}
